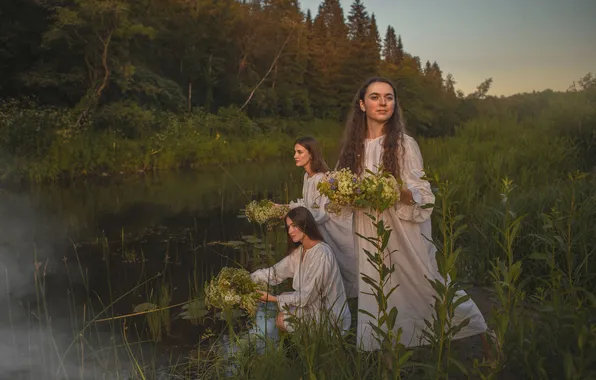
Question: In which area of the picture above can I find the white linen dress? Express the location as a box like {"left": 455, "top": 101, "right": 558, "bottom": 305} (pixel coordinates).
{"left": 251, "top": 241, "right": 352, "bottom": 333}
{"left": 355, "top": 134, "right": 487, "bottom": 350}
{"left": 289, "top": 172, "right": 359, "bottom": 298}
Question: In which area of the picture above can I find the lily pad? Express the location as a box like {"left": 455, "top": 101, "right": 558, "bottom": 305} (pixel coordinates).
{"left": 180, "top": 299, "right": 209, "bottom": 320}
{"left": 242, "top": 235, "right": 262, "bottom": 244}
{"left": 133, "top": 302, "right": 158, "bottom": 313}
{"left": 253, "top": 243, "right": 271, "bottom": 249}
{"left": 215, "top": 309, "right": 246, "bottom": 321}
{"left": 208, "top": 240, "right": 245, "bottom": 248}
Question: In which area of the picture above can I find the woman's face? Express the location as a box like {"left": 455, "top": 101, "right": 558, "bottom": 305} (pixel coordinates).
{"left": 293, "top": 144, "right": 311, "bottom": 168}
{"left": 286, "top": 217, "right": 306, "bottom": 243}
{"left": 359, "top": 81, "right": 395, "bottom": 123}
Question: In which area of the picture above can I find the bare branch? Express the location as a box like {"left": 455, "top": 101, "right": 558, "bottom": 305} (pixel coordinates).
{"left": 95, "top": 30, "right": 113, "bottom": 98}
{"left": 239, "top": 31, "right": 294, "bottom": 112}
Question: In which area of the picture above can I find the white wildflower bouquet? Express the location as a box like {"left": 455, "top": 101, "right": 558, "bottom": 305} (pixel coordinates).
{"left": 243, "top": 199, "right": 289, "bottom": 230}
{"left": 316, "top": 168, "right": 361, "bottom": 213}
{"left": 317, "top": 167, "right": 401, "bottom": 213}
{"left": 356, "top": 169, "right": 401, "bottom": 211}
{"left": 204, "top": 267, "right": 266, "bottom": 317}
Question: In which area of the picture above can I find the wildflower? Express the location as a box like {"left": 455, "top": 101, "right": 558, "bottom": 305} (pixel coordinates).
{"left": 317, "top": 167, "right": 401, "bottom": 213}
{"left": 204, "top": 267, "right": 266, "bottom": 317}
{"left": 244, "top": 200, "right": 289, "bottom": 229}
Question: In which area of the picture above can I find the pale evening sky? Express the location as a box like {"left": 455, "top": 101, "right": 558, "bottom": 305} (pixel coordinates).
{"left": 299, "top": 0, "right": 596, "bottom": 96}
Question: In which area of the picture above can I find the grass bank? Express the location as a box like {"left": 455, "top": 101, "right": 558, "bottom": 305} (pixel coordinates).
{"left": 2, "top": 87, "right": 596, "bottom": 378}
{"left": 0, "top": 101, "right": 342, "bottom": 183}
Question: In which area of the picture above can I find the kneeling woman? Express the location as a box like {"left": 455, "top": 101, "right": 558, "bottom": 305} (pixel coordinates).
{"left": 251, "top": 206, "right": 351, "bottom": 334}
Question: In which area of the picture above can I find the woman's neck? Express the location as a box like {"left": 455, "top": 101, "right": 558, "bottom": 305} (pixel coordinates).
{"left": 304, "top": 163, "right": 315, "bottom": 178}
{"left": 366, "top": 119, "right": 385, "bottom": 139}
{"left": 301, "top": 236, "right": 318, "bottom": 251}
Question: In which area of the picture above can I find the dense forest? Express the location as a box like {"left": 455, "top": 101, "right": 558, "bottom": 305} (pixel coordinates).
{"left": 0, "top": 0, "right": 594, "bottom": 183}
{"left": 1, "top": 0, "right": 486, "bottom": 127}
{"left": 2, "top": 2, "right": 596, "bottom": 379}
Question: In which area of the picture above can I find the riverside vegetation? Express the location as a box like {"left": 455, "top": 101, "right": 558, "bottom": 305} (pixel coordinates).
{"left": 1, "top": 1, "right": 596, "bottom": 378}
{"left": 1, "top": 81, "right": 595, "bottom": 379}
{"left": 2, "top": 0, "right": 504, "bottom": 183}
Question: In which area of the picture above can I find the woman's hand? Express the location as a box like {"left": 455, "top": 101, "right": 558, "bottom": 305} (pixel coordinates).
{"left": 276, "top": 311, "right": 287, "bottom": 332}
{"left": 399, "top": 188, "right": 416, "bottom": 206}
{"left": 257, "top": 290, "right": 277, "bottom": 302}
{"left": 273, "top": 203, "right": 287, "bottom": 217}
{"left": 275, "top": 204, "right": 285, "bottom": 219}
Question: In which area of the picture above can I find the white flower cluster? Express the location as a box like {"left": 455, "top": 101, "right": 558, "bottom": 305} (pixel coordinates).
{"left": 244, "top": 199, "right": 289, "bottom": 229}
{"left": 316, "top": 168, "right": 360, "bottom": 213}
{"left": 317, "top": 167, "right": 401, "bottom": 213}
{"left": 358, "top": 169, "right": 401, "bottom": 211}
{"left": 204, "top": 267, "right": 266, "bottom": 317}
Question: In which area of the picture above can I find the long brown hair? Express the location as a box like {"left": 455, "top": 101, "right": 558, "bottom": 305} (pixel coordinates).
{"left": 294, "top": 136, "right": 330, "bottom": 174}
{"left": 336, "top": 77, "right": 406, "bottom": 180}
{"left": 285, "top": 206, "right": 325, "bottom": 253}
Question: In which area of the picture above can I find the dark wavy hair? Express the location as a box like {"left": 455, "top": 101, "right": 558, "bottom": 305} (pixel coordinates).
{"left": 336, "top": 77, "right": 406, "bottom": 180}
{"left": 285, "top": 206, "right": 325, "bottom": 253}
{"left": 294, "top": 136, "right": 330, "bottom": 174}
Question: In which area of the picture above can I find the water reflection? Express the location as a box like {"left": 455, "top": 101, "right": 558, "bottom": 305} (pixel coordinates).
{"left": 26, "top": 161, "right": 304, "bottom": 240}
{"left": 0, "top": 159, "right": 329, "bottom": 378}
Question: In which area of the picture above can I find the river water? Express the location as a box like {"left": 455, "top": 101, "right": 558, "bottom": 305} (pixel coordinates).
{"left": 0, "top": 159, "right": 314, "bottom": 379}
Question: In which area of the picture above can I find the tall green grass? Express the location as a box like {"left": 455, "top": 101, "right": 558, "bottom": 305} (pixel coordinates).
{"left": 3, "top": 88, "right": 596, "bottom": 378}
{"left": 420, "top": 111, "right": 595, "bottom": 286}
{"left": 6, "top": 177, "right": 595, "bottom": 379}
{"left": 415, "top": 95, "right": 596, "bottom": 378}
{"left": 0, "top": 101, "right": 342, "bottom": 183}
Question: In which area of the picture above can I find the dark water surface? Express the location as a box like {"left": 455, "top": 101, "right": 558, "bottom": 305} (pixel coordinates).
{"left": 0, "top": 160, "right": 309, "bottom": 378}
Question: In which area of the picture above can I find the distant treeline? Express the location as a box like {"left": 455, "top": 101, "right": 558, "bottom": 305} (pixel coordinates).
{"left": 2, "top": 0, "right": 498, "bottom": 135}
{"left": 0, "top": 1, "right": 594, "bottom": 183}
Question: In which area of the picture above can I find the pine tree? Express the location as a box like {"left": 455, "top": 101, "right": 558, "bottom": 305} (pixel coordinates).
{"left": 344, "top": 0, "right": 377, "bottom": 93}
{"left": 424, "top": 60, "right": 432, "bottom": 76}
{"left": 396, "top": 34, "right": 404, "bottom": 63}
{"left": 368, "top": 13, "right": 381, "bottom": 66}
{"left": 305, "top": 9, "right": 313, "bottom": 31}
{"left": 431, "top": 61, "right": 443, "bottom": 87}
{"left": 445, "top": 73, "right": 456, "bottom": 94}
{"left": 307, "top": 0, "right": 349, "bottom": 118}
{"left": 347, "top": 0, "right": 368, "bottom": 41}
{"left": 382, "top": 25, "right": 397, "bottom": 63}
{"left": 316, "top": 0, "right": 347, "bottom": 39}
{"left": 412, "top": 55, "right": 422, "bottom": 71}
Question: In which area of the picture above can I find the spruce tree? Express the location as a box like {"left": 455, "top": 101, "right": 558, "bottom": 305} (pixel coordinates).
{"left": 396, "top": 34, "right": 404, "bottom": 63}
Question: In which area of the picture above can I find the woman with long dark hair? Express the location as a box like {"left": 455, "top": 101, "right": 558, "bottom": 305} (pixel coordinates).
{"left": 285, "top": 136, "right": 358, "bottom": 299}
{"left": 251, "top": 206, "right": 351, "bottom": 333}
{"left": 337, "top": 77, "right": 489, "bottom": 350}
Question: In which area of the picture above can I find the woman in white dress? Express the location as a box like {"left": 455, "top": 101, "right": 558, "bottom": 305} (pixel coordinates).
{"left": 285, "top": 136, "right": 359, "bottom": 299}
{"left": 251, "top": 206, "right": 352, "bottom": 334}
{"left": 335, "top": 77, "right": 489, "bottom": 350}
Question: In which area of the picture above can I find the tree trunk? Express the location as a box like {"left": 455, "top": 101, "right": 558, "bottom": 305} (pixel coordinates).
{"left": 95, "top": 30, "right": 113, "bottom": 100}
{"left": 188, "top": 81, "right": 192, "bottom": 112}
{"left": 272, "top": 62, "right": 278, "bottom": 90}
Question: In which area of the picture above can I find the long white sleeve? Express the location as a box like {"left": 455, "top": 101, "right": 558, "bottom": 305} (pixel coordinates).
{"left": 306, "top": 175, "right": 330, "bottom": 224}
{"left": 250, "top": 251, "right": 297, "bottom": 285}
{"left": 393, "top": 135, "right": 434, "bottom": 223}
{"left": 276, "top": 249, "right": 330, "bottom": 310}
{"left": 257, "top": 242, "right": 351, "bottom": 334}
{"left": 355, "top": 134, "right": 486, "bottom": 350}
{"left": 290, "top": 173, "right": 330, "bottom": 224}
